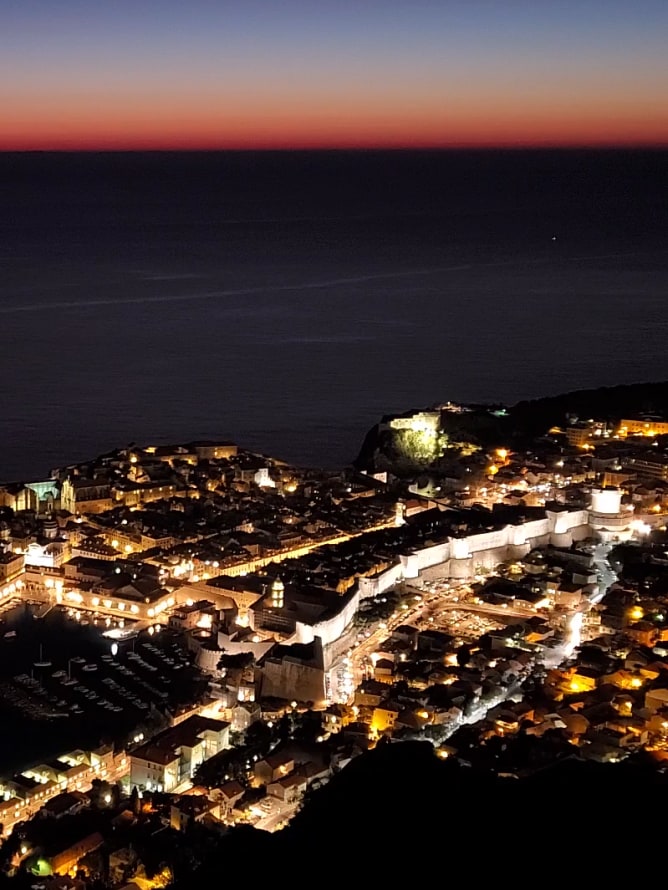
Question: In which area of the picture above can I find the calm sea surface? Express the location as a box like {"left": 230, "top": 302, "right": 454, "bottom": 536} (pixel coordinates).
{"left": 1, "top": 150, "right": 667, "bottom": 480}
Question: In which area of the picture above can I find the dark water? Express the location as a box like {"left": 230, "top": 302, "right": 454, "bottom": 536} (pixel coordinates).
{"left": 1, "top": 150, "right": 667, "bottom": 480}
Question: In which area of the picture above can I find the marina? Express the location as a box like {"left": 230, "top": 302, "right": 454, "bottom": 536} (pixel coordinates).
{"left": 0, "top": 603, "right": 208, "bottom": 776}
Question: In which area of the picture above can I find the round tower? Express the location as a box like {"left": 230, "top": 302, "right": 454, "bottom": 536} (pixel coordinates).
{"left": 589, "top": 487, "right": 631, "bottom": 540}
{"left": 591, "top": 488, "right": 622, "bottom": 515}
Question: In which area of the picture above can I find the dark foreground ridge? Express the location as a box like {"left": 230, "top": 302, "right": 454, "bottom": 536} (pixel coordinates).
{"left": 177, "top": 740, "right": 666, "bottom": 885}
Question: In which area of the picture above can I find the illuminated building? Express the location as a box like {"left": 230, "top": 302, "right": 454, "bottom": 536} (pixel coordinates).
{"left": 217, "top": 781, "right": 245, "bottom": 820}
{"left": 168, "top": 600, "right": 218, "bottom": 632}
{"left": 46, "top": 831, "right": 104, "bottom": 876}
{"left": 619, "top": 418, "right": 668, "bottom": 438}
{"left": 130, "top": 715, "right": 230, "bottom": 793}
{"left": 254, "top": 752, "right": 295, "bottom": 785}
{"left": 267, "top": 772, "right": 307, "bottom": 803}
{"left": 626, "top": 455, "right": 668, "bottom": 482}
{"left": 0, "top": 549, "right": 24, "bottom": 583}
{"left": 23, "top": 541, "right": 70, "bottom": 569}
{"left": 112, "top": 479, "right": 181, "bottom": 507}
{"left": 0, "top": 480, "right": 59, "bottom": 513}
{"left": 565, "top": 425, "right": 593, "bottom": 448}
{"left": 645, "top": 688, "right": 668, "bottom": 715}
{"left": 99, "top": 527, "right": 177, "bottom": 553}
{"left": 170, "top": 795, "right": 219, "bottom": 831}
{"left": 60, "top": 478, "right": 113, "bottom": 514}
{"left": 371, "top": 704, "right": 400, "bottom": 733}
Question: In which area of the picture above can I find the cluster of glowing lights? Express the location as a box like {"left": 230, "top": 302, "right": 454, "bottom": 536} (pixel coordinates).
{"left": 630, "top": 519, "right": 652, "bottom": 536}
{"left": 0, "top": 579, "right": 23, "bottom": 598}
{"left": 335, "top": 653, "right": 355, "bottom": 703}
{"left": 150, "top": 596, "right": 175, "bottom": 616}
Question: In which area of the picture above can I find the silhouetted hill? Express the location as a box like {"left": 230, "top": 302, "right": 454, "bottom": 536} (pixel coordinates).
{"left": 355, "top": 380, "right": 668, "bottom": 472}
{"left": 509, "top": 379, "right": 668, "bottom": 439}
{"left": 179, "top": 740, "right": 668, "bottom": 886}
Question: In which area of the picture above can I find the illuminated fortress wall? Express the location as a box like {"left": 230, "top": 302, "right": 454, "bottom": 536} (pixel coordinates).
{"left": 356, "top": 507, "right": 590, "bottom": 597}
{"left": 294, "top": 586, "right": 361, "bottom": 649}
{"left": 386, "top": 411, "right": 445, "bottom": 463}
{"left": 388, "top": 412, "right": 441, "bottom": 433}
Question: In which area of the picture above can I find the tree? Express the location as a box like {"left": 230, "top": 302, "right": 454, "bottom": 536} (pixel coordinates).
{"left": 245, "top": 720, "right": 273, "bottom": 753}
{"left": 277, "top": 714, "right": 292, "bottom": 742}
{"left": 294, "top": 710, "right": 323, "bottom": 745}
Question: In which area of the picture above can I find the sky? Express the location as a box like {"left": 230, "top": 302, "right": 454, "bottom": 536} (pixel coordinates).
{"left": 2, "top": 0, "right": 668, "bottom": 151}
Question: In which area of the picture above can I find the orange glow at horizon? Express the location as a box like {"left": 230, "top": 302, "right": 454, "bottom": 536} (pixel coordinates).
{"left": 4, "top": 0, "right": 667, "bottom": 152}
{"left": 2, "top": 91, "right": 668, "bottom": 152}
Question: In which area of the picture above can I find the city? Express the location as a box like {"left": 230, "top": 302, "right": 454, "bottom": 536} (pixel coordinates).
{"left": 3, "top": 0, "right": 666, "bottom": 884}
{"left": 2, "top": 397, "right": 668, "bottom": 882}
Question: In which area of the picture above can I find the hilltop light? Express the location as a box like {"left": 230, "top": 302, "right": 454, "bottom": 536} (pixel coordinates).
{"left": 496, "top": 448, "right": 508, "bottom": 461}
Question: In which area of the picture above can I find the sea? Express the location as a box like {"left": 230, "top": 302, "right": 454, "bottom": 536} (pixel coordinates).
{"left": 1, "top": 149, "right": 667, "bottom": 481}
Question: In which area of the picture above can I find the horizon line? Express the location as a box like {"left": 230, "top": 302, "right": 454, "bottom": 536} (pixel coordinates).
{"left": 2, "top": 143, "right": 668, "bottom": 155}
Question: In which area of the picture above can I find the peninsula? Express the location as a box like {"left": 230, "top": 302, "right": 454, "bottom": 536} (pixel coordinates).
{"left": 3, "top": 381, "right": 668, "bottom": 883}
